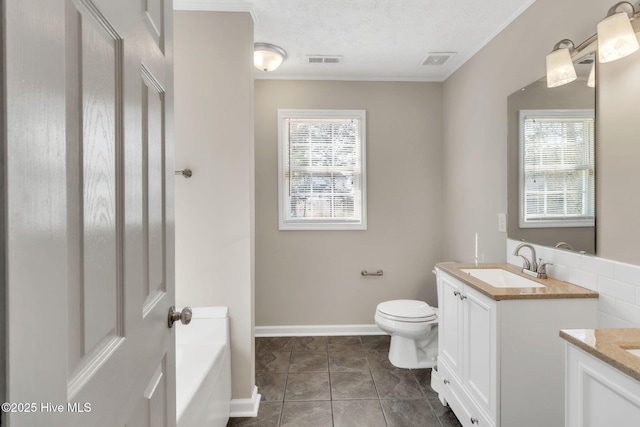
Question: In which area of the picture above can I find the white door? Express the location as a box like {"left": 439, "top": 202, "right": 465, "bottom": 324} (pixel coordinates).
{"left": 4, "top": 0, "right": 176, "bottom": 425}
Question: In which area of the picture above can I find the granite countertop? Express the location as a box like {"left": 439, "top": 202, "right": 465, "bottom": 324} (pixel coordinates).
{"left": 560, "top": 328, "right": 640, "bottom": 382}
{"left": 436, "top": 262, "right": 599, "bottom": 301}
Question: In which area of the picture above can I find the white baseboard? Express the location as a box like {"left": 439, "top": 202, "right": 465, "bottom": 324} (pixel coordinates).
{"left": 229, "top": 385, "right": 261, "bottom": 418}
{"left": 255, "top": 324, "right": 384, "bottom": 337}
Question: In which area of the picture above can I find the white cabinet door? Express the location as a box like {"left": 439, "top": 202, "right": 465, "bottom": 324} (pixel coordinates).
{"left": 439, "top": 272, "right": 464, "bottom": 380}
{"left": 437, "top": 270, "right": 498, "bottom": 427}
{"left": 566, "top": 344, "right": 640, "bottom": 427}
{"left": 463, "top": 286, "right": 497, "bottom": 423}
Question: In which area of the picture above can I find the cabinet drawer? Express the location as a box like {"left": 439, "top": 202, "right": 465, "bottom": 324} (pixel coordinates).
{"left": 438, "top": 360, "right": 495, "bottom": 427}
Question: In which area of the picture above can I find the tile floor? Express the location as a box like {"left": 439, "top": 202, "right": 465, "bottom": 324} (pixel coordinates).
{"left": 227, "top": 335, "right": 463, "bottom": 427}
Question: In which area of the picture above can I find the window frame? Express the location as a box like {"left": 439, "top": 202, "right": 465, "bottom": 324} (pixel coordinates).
{"left": 277, "top": 109, "right": 367, "bottom": 231}
{"left": 518, "top": 108, "right": 595, "bottom": 228}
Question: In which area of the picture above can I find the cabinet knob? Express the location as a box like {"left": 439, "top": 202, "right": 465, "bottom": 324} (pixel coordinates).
{"left": 453, "top": 290, "right": 460, "bottom": 297}
{"left": 470, "top": 417, "right": 479, "bottom": 424}
{"left": 460, "top": 294, "right": 467, "bottom": 300}
{"left": 443, "top": 379, "right": 450, "bottom": 385}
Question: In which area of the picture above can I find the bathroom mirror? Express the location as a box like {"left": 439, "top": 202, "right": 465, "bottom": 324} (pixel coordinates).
{"left": 507, "top": 57, "right": 596, "bottom": 254}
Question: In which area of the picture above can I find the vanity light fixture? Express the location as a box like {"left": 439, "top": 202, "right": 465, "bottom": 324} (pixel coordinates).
{"left": 597, "top": 1, "right": 639, "bottom": 63}
{"left": 545, "top": 1, "right": 640, "bottom": 88}
{"left": 546, "top": 39, "right": 577, "bottom": 88}
{"left": 254, "top": 42, "right": 287, "bottom": 72}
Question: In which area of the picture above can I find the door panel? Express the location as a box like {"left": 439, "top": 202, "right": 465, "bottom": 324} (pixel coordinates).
{"left": 4, "top": 0, "right": 175, "bottom": 425}
{"left": 464, "top": 296, "right": 490, "bottom": 400}
{"left": 129, "top": 358, "right": 168, "bottom": 427}
{"left": 463, "top": 287, "right": 495, "bottom": 417}
{"left": 143, "top": 0, "right": 165, "bottom": 52}
{"left": 80, "top": 1, "right": 122, "bottom": 356}
{"left": 66, "top": 0, "right": 126, "bottom": 398}
{"left": 142, "top": 66, "right": 167, "bottom": 312}
{"left": 438, "top": 274, "right": 463, "bottom": 379}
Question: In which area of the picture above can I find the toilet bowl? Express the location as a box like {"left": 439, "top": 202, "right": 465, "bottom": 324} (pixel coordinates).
{"left": 374, "top": 299, "right": 438, "bottom": 369}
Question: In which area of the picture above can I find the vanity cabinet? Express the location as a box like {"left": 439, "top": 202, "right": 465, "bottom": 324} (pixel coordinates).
{"left": 435, "top": 267, "right": 598, "bottom": 427}
{"left": 438, "top": 272, "right": 496, "bottom": 427}
{"left": 564, "top": 333, "right": 640, "bottom": 427}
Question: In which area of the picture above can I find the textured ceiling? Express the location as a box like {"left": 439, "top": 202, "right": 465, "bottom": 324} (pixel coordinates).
{"left": 175, "top": 0, "right": 537, "bottom": 81}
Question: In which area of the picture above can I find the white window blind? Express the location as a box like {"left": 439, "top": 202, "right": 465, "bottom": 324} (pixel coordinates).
{"left": 519, "top": 109, "right": 595, "bottom": 228}
{"left": 278, "top": 109, "right": 367, "bottom": 230}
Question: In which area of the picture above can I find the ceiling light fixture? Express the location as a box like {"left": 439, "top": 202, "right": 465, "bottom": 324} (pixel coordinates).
{"left": 254, "top": 42, "right": 287, "bottom": 72}
{"left": 546, "top": 39, "right": 577, "bottom": 88}
{"left": 597, "top": 1, "right": 639, "bottom": 63}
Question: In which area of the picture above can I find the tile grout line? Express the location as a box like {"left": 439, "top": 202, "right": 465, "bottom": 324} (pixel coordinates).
{"left": 280, "top": 346, "right": 292, "bottom": 426}
{"left": 367, "top": 354, "right": 390, "bottom": 427}
{"left": 327, "top": 343, "right": 336, "bottom": 427}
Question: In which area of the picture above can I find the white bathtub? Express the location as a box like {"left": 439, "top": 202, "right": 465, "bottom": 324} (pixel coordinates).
{"left": 176, "top": 306, "right": 231, "bottom": 427}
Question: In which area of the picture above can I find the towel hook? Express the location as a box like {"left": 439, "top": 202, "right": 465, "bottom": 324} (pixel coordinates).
{"left": 175, "top": 168, "right": 193, "bottom": 178}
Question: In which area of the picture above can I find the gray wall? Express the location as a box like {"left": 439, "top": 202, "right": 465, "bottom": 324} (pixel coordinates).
{"left": 255, "top": 80, "right": 443, "bottom": 326}
{"left": 441, "top": 0, "right": 611, "bottom": 263}
{"left": 174, "top": 0, "right": 640, "bottom": 344}
{"left": 174, "top": 11, "right": 255, "bottom": 400}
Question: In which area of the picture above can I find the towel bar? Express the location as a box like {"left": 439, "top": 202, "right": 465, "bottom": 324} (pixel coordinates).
{"left": 361, "top": 269, "right": 383, "bottom": 277}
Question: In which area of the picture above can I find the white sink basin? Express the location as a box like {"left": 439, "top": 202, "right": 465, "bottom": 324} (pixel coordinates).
{"left": 460, "top": 268, "right": 546, "bottom": 288}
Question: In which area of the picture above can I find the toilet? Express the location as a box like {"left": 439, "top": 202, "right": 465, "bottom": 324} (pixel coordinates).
{"left": 374, "top": 299, "right": 438, "bottom": 369}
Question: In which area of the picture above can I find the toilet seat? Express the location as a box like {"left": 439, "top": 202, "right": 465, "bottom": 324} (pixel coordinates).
{"left": 376, "top": 299, "right": 437, "bottom": 322}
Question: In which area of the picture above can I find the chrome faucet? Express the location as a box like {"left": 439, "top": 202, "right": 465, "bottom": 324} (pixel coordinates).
{"left": 514, "top": 243, "right": 537, "bottom": 272}
{"left": 513, "top": 243, "right": 552, "bottom": 279}
{"left": 555, "top": 241, "right": 574, "bottom": 250}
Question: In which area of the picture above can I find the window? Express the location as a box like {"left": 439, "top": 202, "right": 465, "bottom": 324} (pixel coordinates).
{"left": 278, "top": 109, "right": 367, "bottom": 230}
{"left": 519, "top": 109, "right": 595, "bottom": 228}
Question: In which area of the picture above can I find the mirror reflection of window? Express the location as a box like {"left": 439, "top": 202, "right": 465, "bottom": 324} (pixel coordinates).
{"left": 519, "top": 109, "right": 595, "bottom": 228}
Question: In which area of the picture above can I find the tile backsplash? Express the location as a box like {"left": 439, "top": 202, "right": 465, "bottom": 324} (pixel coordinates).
{"left": 507, "top": 239, "right": 640, "bottom": 328}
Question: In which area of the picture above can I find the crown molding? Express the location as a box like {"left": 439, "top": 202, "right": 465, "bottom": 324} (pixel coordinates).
{"left": 173, "top": 1, "right": 257, "bottom": 23}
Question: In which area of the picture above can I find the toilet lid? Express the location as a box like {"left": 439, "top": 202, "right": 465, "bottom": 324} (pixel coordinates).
{"left": 376, "top": 299, "right": 436, "bottom": 321}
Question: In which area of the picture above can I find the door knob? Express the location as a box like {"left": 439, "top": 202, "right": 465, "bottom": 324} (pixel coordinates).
{"left": 168, "top": 306, "right": 192, "bottom": 328}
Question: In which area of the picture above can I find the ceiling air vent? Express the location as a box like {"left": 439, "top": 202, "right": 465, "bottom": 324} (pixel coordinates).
{"left": 421, "top": 52, "right": 456, "bottom": 66}
{"left": 307, "top": 55, "right": 342, "bottom": 64}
